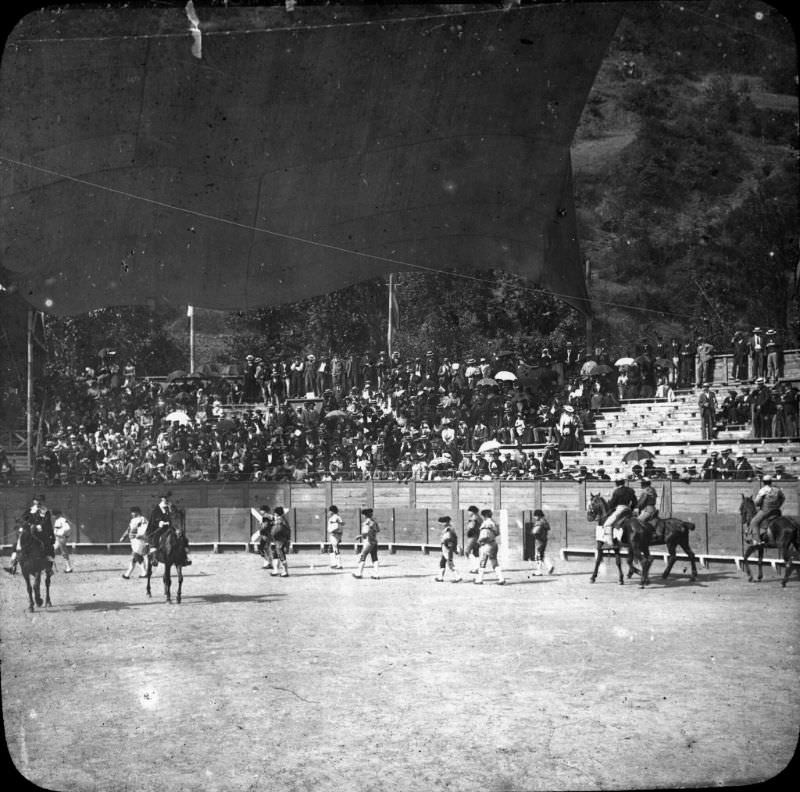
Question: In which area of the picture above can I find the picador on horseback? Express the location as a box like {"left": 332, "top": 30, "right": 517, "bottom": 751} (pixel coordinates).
{"left": 146, "top": 493, "right": 191, "bottom": 567}
{"left": 6, "top": 495, "right": 55, "bottom": 575}
{"left": 636, "top": 477, "right": 658, "bottom": 526}
{"left": 747, "top": 475, "right": 785, "bottom": 546}
{"left": 601, "top": 477, "right": 638, "bottom": 542}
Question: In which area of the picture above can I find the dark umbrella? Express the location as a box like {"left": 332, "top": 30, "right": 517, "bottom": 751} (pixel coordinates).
{"left": 654, "top": 357, "right": 675, "bottom": 369}
{"left": 215, "top": 418, "right": 236, "bottom": 432}
{"left": 220, "top": 364, "right": 242, "bottom": 376}
{"left": 166, "top": 369, "right": 188, "bottom": 382}
{"left": 593, "top": 363, "right": 613, "bottom": 375}
{"left": 622, "top": 448, "right": 655, "bottom": 463}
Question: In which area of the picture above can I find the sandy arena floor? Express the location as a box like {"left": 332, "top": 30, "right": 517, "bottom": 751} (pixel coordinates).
{"left": 2, "top": 549, "right": 798, "bottom": 792}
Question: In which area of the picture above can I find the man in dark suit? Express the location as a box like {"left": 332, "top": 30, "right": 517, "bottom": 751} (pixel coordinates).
{"left": 748, "top": 327, "right": 765, "bottom": 381}
{"left": 146, "top": 493, "right": 190, "bottom": 566}
{"left": 731, "top": 330, "right": 748, "bottom": 381}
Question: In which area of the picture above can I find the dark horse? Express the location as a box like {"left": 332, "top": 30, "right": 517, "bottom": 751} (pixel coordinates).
{"left": 587, "top": 494, "right": 697, "bottom": 587}
{"left": 145, "top": 524, "right": 188, "bottom": 603}
{"left": 628, "top": 512, "right": 698, "bottom": 587}
{"left": 586, "top": 493, "right": 638, "bottom": 585}
{"left": 18, "top": 522, "right": 53, "bottom": 612}
{"left": 739, "top": 495, "right": 800, "bottom": 586}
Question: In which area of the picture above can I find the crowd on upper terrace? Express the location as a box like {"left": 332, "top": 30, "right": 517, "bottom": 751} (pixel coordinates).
{"left": 0, "top": 328, "right": 794, "bottom": 487}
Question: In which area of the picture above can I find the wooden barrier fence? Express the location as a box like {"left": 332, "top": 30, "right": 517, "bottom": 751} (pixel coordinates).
{"left": 2, "top": 480, "right": 797, "bottom": 562}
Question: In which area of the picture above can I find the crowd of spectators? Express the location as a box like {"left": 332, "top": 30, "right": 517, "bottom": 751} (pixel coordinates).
{"left": 0, "top": 328, "right": 794, "bottom": 488}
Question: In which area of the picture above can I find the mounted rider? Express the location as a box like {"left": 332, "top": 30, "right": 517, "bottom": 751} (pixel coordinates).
{"left": 6, "top": 495, "right": 55, "bottom": 575}
{"left": 601, "top": 477, "right": 638, "bottom": 542}
{"left": 146, "top": 493, "right": 191, "bottom": 567}
{"left": 636, "top": 477, "right": 658, "bottom": 525}
{"left": 748, "top": 474, "right": 785, "bottom": 545}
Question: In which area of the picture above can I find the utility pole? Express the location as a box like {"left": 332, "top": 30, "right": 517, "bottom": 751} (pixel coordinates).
{"left": 26, "top": 308, "right": 33, "bottom": 472}
{"left": 387, "top": 274, "right": 394, "bottom": 358}
{"left": 187, "top": 305, "right": 195, "bottom": 373}
{"left": 584, "top": 258, "right": 593, "bottom": 353}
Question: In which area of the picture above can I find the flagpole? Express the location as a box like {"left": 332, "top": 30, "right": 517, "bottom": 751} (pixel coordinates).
{"left": 387, "top": 274, "right": 394, "bottom": 358}
{"left": 188, "top": 305, "right": 195, "bottom": 373}
{"left": 26, "top": 308, "right": 33, "bottom": 473}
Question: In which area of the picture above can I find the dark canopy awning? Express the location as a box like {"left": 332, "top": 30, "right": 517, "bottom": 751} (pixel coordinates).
{"left": 0, "top": 3, "right": 622, "bottom": 315}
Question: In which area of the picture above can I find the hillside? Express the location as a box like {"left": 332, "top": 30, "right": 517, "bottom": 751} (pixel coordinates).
{"left": 568, "top": 1, "right": 798, "bottom": 349}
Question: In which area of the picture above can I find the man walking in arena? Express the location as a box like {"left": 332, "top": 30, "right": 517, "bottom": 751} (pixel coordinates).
{"left": 352, "top": 508, "right": 380, "bottom": 579}
{"left": 474, "top": 509, "right": 505, "bottom": 585}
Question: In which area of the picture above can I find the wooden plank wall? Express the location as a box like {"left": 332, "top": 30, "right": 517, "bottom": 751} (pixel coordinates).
{"left": 2, "top": 480, "right": 798, "bottom": 556}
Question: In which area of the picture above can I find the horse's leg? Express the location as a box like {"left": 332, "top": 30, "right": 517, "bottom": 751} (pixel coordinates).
{"left": 176, "top": 564, "right": 183, "bottom": 604}
{"left": 45, "top": 566, "right": 52, "bottom": 607}
{"left": 163, "top": 565, "right": 171, "bottom": 603}
{"left": 663, "top": 537, "right": 677, "bottom": 580}
{"left": 742, "top": 544, "right": 756, "bottom": 582}
{"left": 781, "top": 540, "right": 794, "bottom": 588}
{"left": 24, "top": 573, "right": 35, "bottom": 612}
{"left": 145, "top": 558, "right": 152, "bottom": 598}
{"left": 614, "top": 545, "right": 624, "bottom": 585}
{"left": 756, "top": 546, "right": 765, "bottom": 581}
{"left": 590, "top": 540, "right": 603, "bottom": 583}
{"left": 34, "top": 570, "right": 43, "bottom": 607}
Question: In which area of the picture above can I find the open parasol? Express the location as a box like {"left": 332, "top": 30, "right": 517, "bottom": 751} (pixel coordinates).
{"left": 622, "top": 448, "right": 655, "bottom": 463}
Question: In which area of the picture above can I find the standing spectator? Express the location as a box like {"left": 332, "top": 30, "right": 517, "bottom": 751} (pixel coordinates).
{"left": 717, "top": 448, "right": 736, "bottom": 480}
{"left": 679, "top": 340, "right": 694, "bottom": 388}
{"left": 315, "top": 356, "right": 329, "bottom": 396}
{"left": 668, "top": 338, "right": 681, "bottom": 387}
{"left": 562, "top": 341, "right": 582, "bottom": 381}
{"left": 698, "top": 383, "right": 717, "bottom": 440}
{"left": 701, "top": 450, "right": 721, "bottom": 480}
{"left": 242, "top": 355, "right": 259, "bottom": 402}
{"left": 330, "top": 354, "right": 344, "bottom": 397}
{"left": 734, "top": 452, "right": 754, "bottom": 480}
{"left": 557, "top": 405, "right": 580, "bottom": 452}
{"left": 780, "top": 384, "right": 798, "bottom": 438}
{"left": 765, "top": 330, "right": 782, "bottom": 384}
{"left": 303, "top": 354, "right": 316, "bottom": 397}
{"left": 751, "top": 378, "right": 775, "bottom": 438}
{"left": 289, "top": 355, "right": 304, "bottom": 397}
{"left": 731, "top": 330, "right": 748, "bottom": 382}
{"left": 541, "top": 442, "right": 562, "bottom": 476}
{"left": 748, "top": 327, "right": 765, "bottom": 381}
{"left": 694, "top": 337, "right": 715, "bottom": 388}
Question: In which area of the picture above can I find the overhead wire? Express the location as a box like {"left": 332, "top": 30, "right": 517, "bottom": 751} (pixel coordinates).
{"left": 0, "top": 154, "right": 697, "bottom": 319}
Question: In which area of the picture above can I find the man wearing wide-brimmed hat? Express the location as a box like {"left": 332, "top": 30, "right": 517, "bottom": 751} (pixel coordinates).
{"left": 748, "top": 327, "right": 765, "bottom": 381}
{"left": 765, "top": 329, "right": 783, "bottom": 384}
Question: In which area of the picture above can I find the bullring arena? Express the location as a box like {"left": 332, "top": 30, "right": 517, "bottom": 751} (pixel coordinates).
{"left": 2, "top": 479, "right": 798, "bottom": 791}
